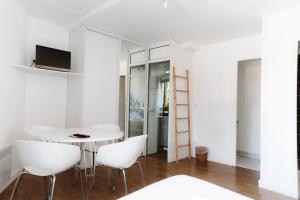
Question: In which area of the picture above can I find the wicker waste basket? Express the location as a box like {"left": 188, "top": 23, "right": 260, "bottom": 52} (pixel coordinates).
{"left": 195, "top": 146, "right": 208, "bottom": 163}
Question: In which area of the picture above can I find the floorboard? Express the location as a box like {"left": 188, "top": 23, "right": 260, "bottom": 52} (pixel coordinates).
{"left": 0, "top": 153, "right": 296, "bottom": 200}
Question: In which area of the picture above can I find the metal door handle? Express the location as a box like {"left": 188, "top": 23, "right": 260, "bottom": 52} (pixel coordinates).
{"left": 236, "top": 120, "right": 240, "bottom": 128}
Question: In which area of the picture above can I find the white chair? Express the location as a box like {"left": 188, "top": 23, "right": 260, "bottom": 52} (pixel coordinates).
{"left": 10, "top": 140, "right": 82, "bottom": 200}
{"left": 85, "top": 124, "right": 121, "bottom": 163}
{"left": 91, "top": 124, "right": 121, "bottom": 131}
{"left": 74, "top": 124, "right": 121, "bottom": 185}
{"left": 25, "top": 126, "right": 56, "bottom": 140}
{"left": 95, "top": 135, "right": 147, "bottom": 195}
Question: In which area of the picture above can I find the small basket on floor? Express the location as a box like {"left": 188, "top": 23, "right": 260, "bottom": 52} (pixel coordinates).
{"left": 195, "top": 146, "right": 208, "bottom": 164}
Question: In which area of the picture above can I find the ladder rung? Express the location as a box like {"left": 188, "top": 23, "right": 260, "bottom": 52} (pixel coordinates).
{"left": 173, "top": 67, "right": 191, "bottom": 164}
{"left": 177, "top": 117, "right": 188, "bottom": 120}
{"left": 176, "top": 130, "right": 189, "bottom": 133}
{"left": 178, "top": 144, "right": 189, "bottom": 148}
{"left": 175, "top": 75, "right": 187, "bottom": 79}
{"left": 176, "top": 90, "right": 188, "bottom": 92}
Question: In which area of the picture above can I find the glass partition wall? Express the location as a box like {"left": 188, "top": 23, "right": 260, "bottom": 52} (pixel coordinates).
{"left": 128, "top": 65, "right": 146, "bottom": 138}
{"left": 119, "top": 40, "right": 144, "bottom": 133}
{"left": 147, "top": 61, "right": 170, "bottom": 155}
{"left": 128, "top": 61, "right": 170, "bottom": 157}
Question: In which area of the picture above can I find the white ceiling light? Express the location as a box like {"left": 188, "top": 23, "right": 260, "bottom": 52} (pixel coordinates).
{"left": 163, "top": 0, "right": 168, "bottom": 8}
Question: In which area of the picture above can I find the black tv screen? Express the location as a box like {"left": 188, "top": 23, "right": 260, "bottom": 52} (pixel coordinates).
{"left": 35, "top": 45, "right": 71, "bottom": 71}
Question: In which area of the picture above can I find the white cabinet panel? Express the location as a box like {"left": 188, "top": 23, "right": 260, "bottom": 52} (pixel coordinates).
{"left": 149, "top": 45, "right": 170, "bottom": 61}
{"left": 68, "top": 28, "right": 119, "bottom": 128}
{"left": 82, "top": 30, "right": 119, "bottom": 127}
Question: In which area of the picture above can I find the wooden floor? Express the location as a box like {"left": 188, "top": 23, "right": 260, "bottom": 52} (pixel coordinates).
{"left": 0, "top": 153, "right": 296, "bottom": 200}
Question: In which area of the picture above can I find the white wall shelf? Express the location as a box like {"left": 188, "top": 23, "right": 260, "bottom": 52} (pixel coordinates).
{"left": 13, "top": 65, "right": 82, "bottom": 78}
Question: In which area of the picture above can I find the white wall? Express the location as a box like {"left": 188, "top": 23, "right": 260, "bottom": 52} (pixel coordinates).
{"left": 0, "top": 0, "right": 27, "bottom": 190}
{"left": 24, "top": 17, "right": 69, "bottom": 127}
{"left": 27, "top": 17, "right": 69, "bottom": 66}
{"left": 237, "top": 59, "right": 261, "bottom": 157}
{"left": 192, "top": 35, "right": 261, "bottom": 166}
{"left": 259, "top": 7, "right": 300, "bottom": 198}
{"left": 24, "top": 74, "right": 68, "bottom": 127}
{"left": 168, "top": 41, "right": 193, "bottom": 162}
{"left": 0, "top": 0, "right": 27, "bottom": 148}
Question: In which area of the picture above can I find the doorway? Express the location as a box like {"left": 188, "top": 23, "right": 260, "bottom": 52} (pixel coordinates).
{"left": 147, "top": 61, "right": 170, "bottom": 155}
{"left": 128, "top": 61, "right": 170, "bottom": 158}
{"left": 236, "top": 59, "right": 261, "bottom": 171}
{"left": 118, "top": 76, "right": 126, "bottom": 132}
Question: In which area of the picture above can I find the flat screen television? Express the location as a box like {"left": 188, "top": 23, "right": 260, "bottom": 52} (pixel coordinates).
{"left": 35, "top": 45, "right": 71, "bottom": 72}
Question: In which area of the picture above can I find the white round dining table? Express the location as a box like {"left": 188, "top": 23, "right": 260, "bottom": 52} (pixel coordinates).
{"left": 27, "top": 127, "right": 124, "bottom": 143}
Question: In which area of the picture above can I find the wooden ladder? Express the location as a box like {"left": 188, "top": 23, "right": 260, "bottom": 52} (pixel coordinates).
{"left": 173, "top": 67, "right": 191, "bottom": 164}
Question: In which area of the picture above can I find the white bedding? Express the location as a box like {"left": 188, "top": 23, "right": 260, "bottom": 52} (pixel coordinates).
{"left": 119, "top": 175, "right": 253, "bottom": 200}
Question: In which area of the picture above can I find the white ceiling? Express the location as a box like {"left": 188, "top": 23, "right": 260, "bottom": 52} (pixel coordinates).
{"left": 17, "top": 0, "right": 300, "bottom": 45}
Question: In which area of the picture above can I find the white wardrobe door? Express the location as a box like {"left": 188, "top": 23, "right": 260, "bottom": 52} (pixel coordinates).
{"left": 82, "top": 30, "right": 119, "bottom": 127}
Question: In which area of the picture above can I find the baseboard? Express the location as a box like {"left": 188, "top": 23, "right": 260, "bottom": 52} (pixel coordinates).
{"left": 259, "top": 178, "right": 298, "bottom": 199}
{"left": 0, "top": 144, "right": 22, "bottom": 194}
{"left": 0, "top": 169, "right": 20, "bottom": 193}
{"left": 237, "top": 150, "right": 260, "bottom": 159}
{"left": 0, "top": 144, "right": 12, "bottom": 194}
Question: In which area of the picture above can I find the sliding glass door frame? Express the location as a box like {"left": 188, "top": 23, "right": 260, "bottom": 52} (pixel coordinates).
{"left": 125, "top": 49, "right": 149, "bottom": 156}
{"left": 125, "top": 48, "right": 170, "bottom": 155}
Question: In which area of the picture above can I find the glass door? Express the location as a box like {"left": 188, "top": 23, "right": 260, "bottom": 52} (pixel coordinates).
{"left": 127, "top": 61, "right": 170, "bottom": 157}
{"left": 128, "top": 65, "right": 146, "bottom": 138}
{"left": 147, "top": 61, "right": 170, "bottom": 155}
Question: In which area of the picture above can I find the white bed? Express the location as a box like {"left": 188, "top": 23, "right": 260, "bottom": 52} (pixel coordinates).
{"left": 119, "top": 175, "right": 253, "bottom": 200}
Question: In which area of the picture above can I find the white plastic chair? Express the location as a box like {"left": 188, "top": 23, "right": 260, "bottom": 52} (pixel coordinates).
{"left": 74, "top": 124, "right": 122, "bottom": 185}
{"left": 25, "top": 126, "right": 56, "bottom": 141}
{"left": 10, "top": 140, "right": 82, "bottom": 200}
{"left": 95, "top": 135, "right": 147, "bottom": 195}
{"left": 85, "top": 124, "right": 121, "bottom": 163}
{"left": 91, "top": 124, "right": 121, "bottom": 131}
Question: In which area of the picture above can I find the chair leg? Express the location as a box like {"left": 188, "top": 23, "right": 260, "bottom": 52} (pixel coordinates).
{"left": 46, "top": 176, "right": 51, "bottom": 199}
{"left": 121, "top": 169, "right": 128, "bottom": 195}
{"left": 107, "top": 168, "right": 111, "bottom": 189}
{"left": 49, "top": 175, "right": 56, "bottom": 200}
{"left": 92, "top": 152, "right": 95, "bottom": 168}
{"left": 107, "top": 168, "right": 115, "bottom": 191}
{"left": 136, "top": 161, "right": 145, "bottom": 186}
{"left": 111, "top": 169, "right": 116, "bottom": 191}
{"left": 74, "top": 167, "right": 79, "bottom": 185}
{"left": 10, "top": 169, "right": 26, "bottom": 200}
{"left": 78, "top": 168, "right": 84, "bottom": 200}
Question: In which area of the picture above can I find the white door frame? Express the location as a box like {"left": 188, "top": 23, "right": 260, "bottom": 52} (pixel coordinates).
{"left": 235, "top": 58, "right": 261, "bottom": 168}
{"left": 125, "top": 48, "right": 170, "bottom": 155}
{"left": 125, "top": 49, "right": 149, "bottom": 155}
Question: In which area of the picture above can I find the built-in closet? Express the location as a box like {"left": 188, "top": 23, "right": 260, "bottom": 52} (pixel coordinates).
{"left": 126, "top": 41, "right": 193, "bottom": 162}
{"left": 67, "top": 27, "right": 120, "bottom": 128}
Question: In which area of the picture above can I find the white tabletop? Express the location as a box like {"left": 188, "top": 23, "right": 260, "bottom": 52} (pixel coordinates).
{"left": 27, "top": 128, "right": 124, "bottom": 143}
